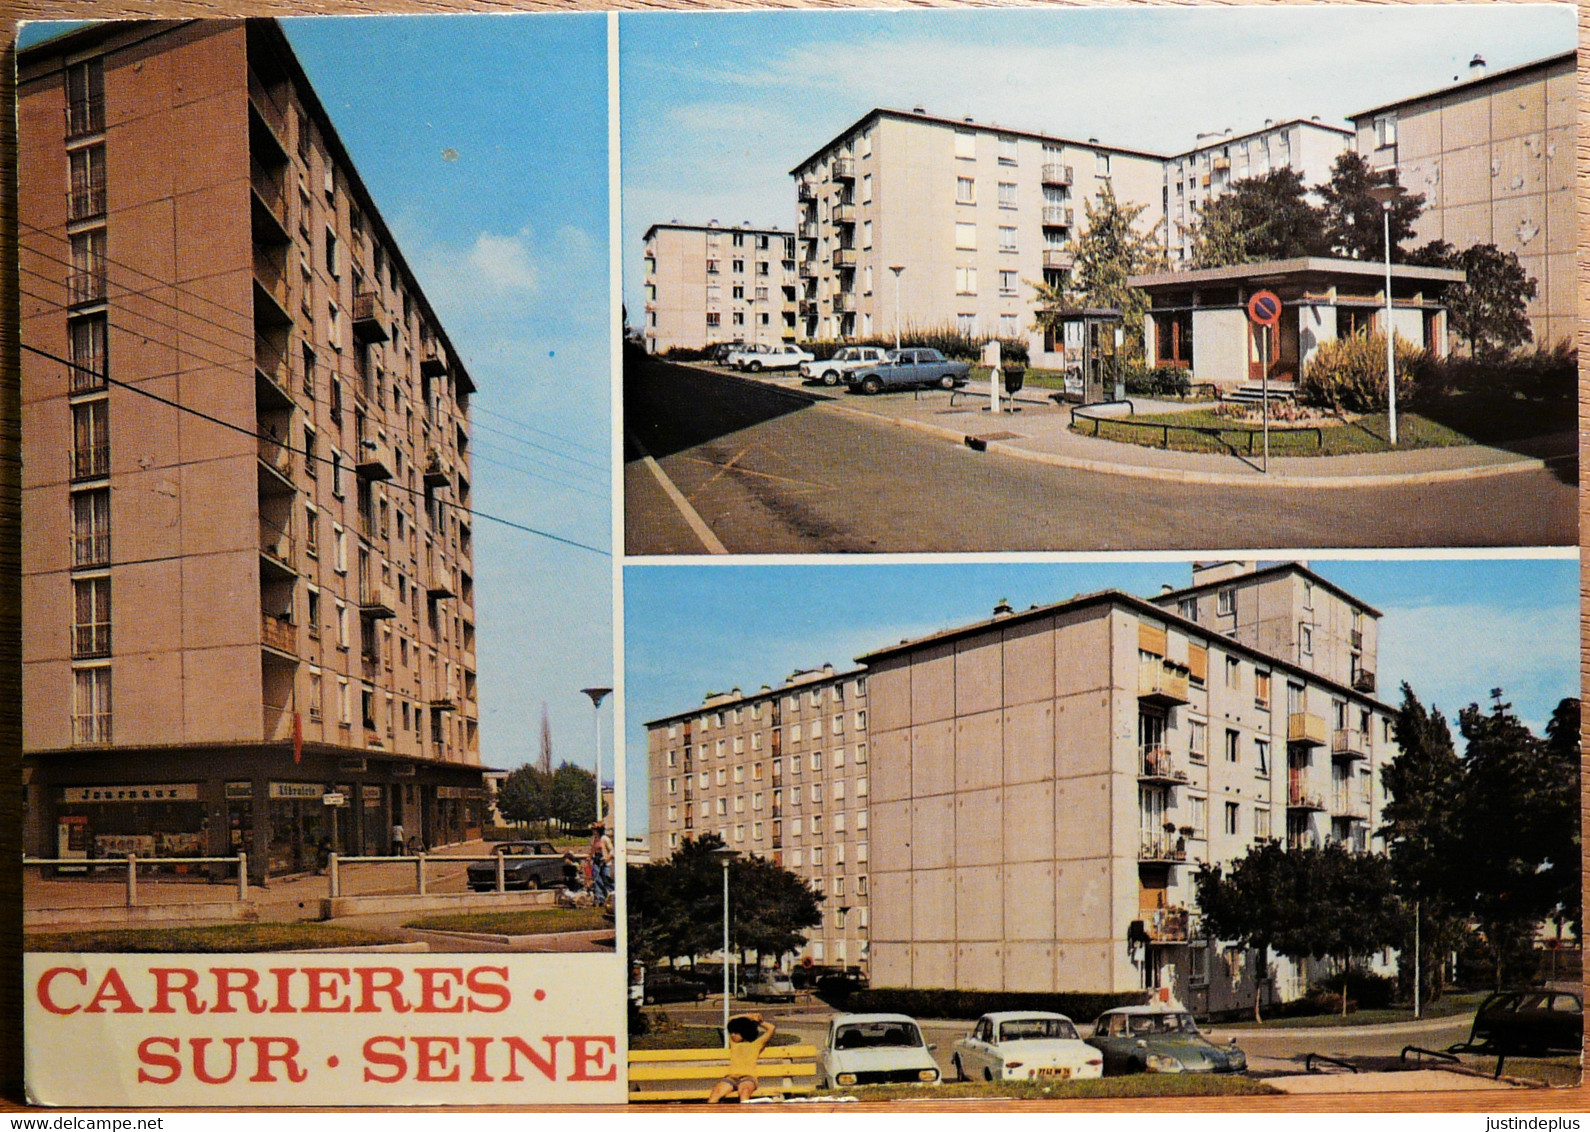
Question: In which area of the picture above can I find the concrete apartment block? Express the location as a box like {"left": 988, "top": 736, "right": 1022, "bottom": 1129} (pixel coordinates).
{"left": 859, "top": 565, "right": 1394, "bottom": 1009}
{"left": 1352, "top": 51, "right": 1577, "bottom": 348}
{"left": 790, "top": 108, "right": 1166, "bottom": 344}
{"left": 20, "top": 20, "right": 483, "bottom": 881}
{"left": 1163, "top": 118, "right": 1354, "bottom": 263}
{"left": 642, "top": 222, "right": 798, "bottom": 353}
{"left": 647, "top": 666, "right": 873, "bottom": 970}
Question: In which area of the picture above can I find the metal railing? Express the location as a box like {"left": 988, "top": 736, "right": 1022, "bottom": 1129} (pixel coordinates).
{"left": 72, "top": 441, "right": 109, "bottom": 481}
{"left": 68, "top": 185, "right": 107, "bottom": 222}
{"left": 1041, "top": 205, "right": 1075, "bottom": 226}
{"left": 1287, "top": 781, "right": 1325, "bottom": 810}
{"left": 69, "top": 359, "right": 106, "bottom": 394}
{"left": 1138, "top": 832, "right": 1186, "bottom": 862}
{"left": 65, "top": 98, "right": 105, "bottom": 139}
{"left": 25, "top": 852, "right": 249, "bottom": 905}
{"left": 1143, "top": 905, "right": 1190, "bottom": 943}
{"left": 1071, "top": 403, "right": 1324, "bottom": 453}
{"left": 72, "top": 622, "right": 110, "bottom": 659}
{"left": 261, "top": 613, "right": 297, "bottom": 654}
{"left": 1041, "top": 163, "right": 1074, "bottom": 186}
{"left": 69, "top": 270, "right": 107, "bottom": 307}
{"left": 72, "top": 713, "right": 112, "bottom": 745}
{"left": 1138, "top": 746, "right": 1187, "bottom": 782}
{"left": 71, "top": 531, "right": 110, "bottom": 568}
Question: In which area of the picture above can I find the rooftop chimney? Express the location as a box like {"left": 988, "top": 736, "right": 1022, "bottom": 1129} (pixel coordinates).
{"left": 1469, "top": 53, "right": 1487, "bottom": 78}
{"left": 992, "top": 598, "right": 1014, "bottom": 618}
{"left": 912, "top": 105, "right": 925, "bottom": 114}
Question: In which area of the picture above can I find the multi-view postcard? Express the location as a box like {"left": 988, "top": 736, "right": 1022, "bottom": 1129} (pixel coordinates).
{"left": 6, "top": 0, "right": 1583, "bottom": 1114}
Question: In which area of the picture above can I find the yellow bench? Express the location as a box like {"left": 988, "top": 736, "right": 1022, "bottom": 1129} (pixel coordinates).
{"left": 627, "top": 1044, "right": 819, "bottom": 1103}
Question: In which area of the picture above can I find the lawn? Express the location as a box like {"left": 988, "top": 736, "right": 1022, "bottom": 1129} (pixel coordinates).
{"left": 1072, "top": 408, "right": 1471, "bottom": 456}
{"left": 1224, "top": 992, "right": 1488, "bottom": 1030}
{"left": 834, "top": 1074, "right": 1278, "bottom": 1102}
{"left": 403, "top": 907, "right": 610, "bottom": 935}
{"left": 26, "top": 923, "right": 404, "bottom": 952}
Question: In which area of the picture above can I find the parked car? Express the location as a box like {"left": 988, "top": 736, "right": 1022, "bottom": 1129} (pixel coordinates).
{"left": 819, "top": 1013, "right": 941, "bottom": 1088}
{"left": 952, "top": 1011, "right": 1104, "bottom": 1082}
{"left": 639, "top": 971, "right": 709, "bottom": 1005}
{"left": 708, "top": 341, "right": 746, "bottom": 363}
{"left": 734, "top": 343, "right": 814, "bottom": 373}
{"left": 847, "top": 348, "right": 971, "bottom": 394}
{"left": 465, "top": 840, "right": 569, "bottom": 892}
{"left": 1469, "top": 990, "right": 1584, "bottom": 1055}
{"left": 800, "top": 346, "right": 891, "bottom": 387}
{"left": 1087, "top": 1006, "right": 1247, "bottom": 1076}
{"left": 742, "top": 969, "right": 798, "bottom": 1003}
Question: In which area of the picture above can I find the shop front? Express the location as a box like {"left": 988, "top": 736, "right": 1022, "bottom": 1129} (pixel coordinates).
{"left": 55, "top": 783, "right": 208, "bottom": 862}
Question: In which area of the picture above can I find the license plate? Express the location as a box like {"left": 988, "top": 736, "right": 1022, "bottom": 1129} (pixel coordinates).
{"left": 1034, "top": 1067, "right": 1072, "bottom": 1079}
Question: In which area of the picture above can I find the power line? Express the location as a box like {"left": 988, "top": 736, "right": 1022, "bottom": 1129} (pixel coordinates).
{"left": 467, "top": 440, "right": 609, "bottom": 502}
{"left": 472, "top": 401, "right": 608, "bottom": 459}
{"left": 466, "top": 415, "right": 607, "bottom": 473}
{"left": 22, "top": 341, "right": 609, "bottom": 557}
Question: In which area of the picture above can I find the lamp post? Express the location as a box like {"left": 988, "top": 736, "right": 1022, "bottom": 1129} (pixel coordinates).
{"left": 1367, "top": 183, "right": 1403, "bottom": 446}
{"left": 711, "top": 845, "right": 739, "bottom": 1043}
{"left": 889, "top": 265, "right": 905, "bottom": 350}
{"left": 580, "top": 686, "right": 612, "bottom": 825}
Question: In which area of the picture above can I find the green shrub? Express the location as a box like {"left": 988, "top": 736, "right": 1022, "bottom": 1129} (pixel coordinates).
{"left": 801, "top": 324, "right": 1028, "bottom": 365}
{"left": 1122, "top": 365, "right": 1194, "bottom": 398}
{"left": 660, "top": 344, "right": 727, "bottom": 362}
{"left": 1300, "top": 332, "right": 1426, "bottom": 412}
{"left": 1299, "top": 969, "right": 1398, "bottom": 1015}
{"left": 838, "top": 987, "right": 1147, "bottom": 1024}
{"left": 1412, "top": 340, "right": 1577, "bottom": 402}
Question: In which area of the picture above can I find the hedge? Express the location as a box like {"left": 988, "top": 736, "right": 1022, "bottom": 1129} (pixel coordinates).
{"left": 802, "top": 326, "right": 1030, "bottom": 366}
{"left": 832, "top": 987, "right": 1149, "bottom": 1023}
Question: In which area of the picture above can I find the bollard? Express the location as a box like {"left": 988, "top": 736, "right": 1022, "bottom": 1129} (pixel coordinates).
{"left": 496, "top": 852, "right": 505, "bottom": 893}
{"left": 416, "top": 853, "right": 427, "bottom": 896}
{"left": 238, "top": 851, "right": 249, "bottom": 901}
{"left": 328, "top": 852, "right": 340, "bottom": 899}
{"left": 126, "top": 854, "right": 137, "bottom": 907}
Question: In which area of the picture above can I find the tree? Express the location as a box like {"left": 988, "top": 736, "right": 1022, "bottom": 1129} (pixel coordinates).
{"left": 495, "top": 764, "right": 550, "bottom": 829}
{"left": 1274, "top": 844, "right": 1401, "bottom": 1016}
{"left": 1187, "top": 169, "right": 1327, "bottom": 267}
{"left": 628, "top": 835, "right": 728, "bottom": 966}
{"left": 1444, "top": 244, "right": 1537, "bottom": 358}
{"left": 1034, "top": 181, "right": 1168, "bottom": 363}
{"left": 728, "top": 853, "right": 823, "bottom": 962}
{"left": 549, "top": 761, "right": 597, "bottom": 830}
{"left": 1195, "top": 841, "right": 1301, "bottom": 1022}
{"left": 1538, "top": 699, "right": 1581, "bottom": 938}
{"left": 1316, "top": 152, "right": 1425, "bottom": 261}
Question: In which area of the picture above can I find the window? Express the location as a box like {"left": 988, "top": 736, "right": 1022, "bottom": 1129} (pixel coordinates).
{"left": 333, "top": 524, "right": 347, "bottom": 573}
{"left": 833, "top": 780, "right": 845, "bottom": 801}
{"left": 1374, "top": 114, "right": 1397, "bottom": 148}
{"left": 955, "top": 130, "right": 976, "bottom": 159}
{"left": 1224, "top": 802, "right": 1240, "bottom": 836}
{"left": 337, "top": 678, "right": 351, "bottom": 725}
{"left": 1153, "top": 310, "right": 1194, "bottom": 367}
{"left": 69, "top": 229, "right": 107, "bottom": 306}
{"left": 68, "top": 316, "right": 107, "bottom": 393}
{"left": 999, "top": 314, "right": 1019, "bottom": 338}
{"left": 733, "top": 796, "right": 745, "bottom": 814}
{"left": 856, "top": 777, "right": 868, "bottom": 797}
{"left": 997, "top": 181, "right": 1018, "bottom": 209}
{"left": 1299, "top": 624, "right": 1313, "bottom": 656}
{"left": 955, "top": 266, "right": 978, "bottom": 295}
{"left": 1225, "top": 656, "right": 1240, "bottom": 689}
{"left": 72, "top": 577, "right": 111, "bottom": 658}
{"left": 304, "top": 504, "right": 319, "bottom": 556}
{"left": 1095, "top": 151, "right": 1111, "bottom": 176}
{"left": 957, "top": 313, "right": 976, "bottom": 337}
{"left": 1225, "top": 729, "right": 1239, "bottom": 763}
{"left": 65, "top": 58, "right": 105, "bottom": 137}
{"left": 955, "top": 176, "right": 976, "bottom": 204}
{"left": 862, "top": 220, "right": 873, "bottom": 248}
{"left": 71, "top": 401, "right": 109, "bottom": 480}
{"left": 1255, "top": 670, "right": 1271, "bottom": 708}
{"left": 1255, "top": 738, "right": 1270, "bottom": 776}
{"left": 861, "top": 173, "right": 873, "bottom": 203}
{"left": 1187, "top": 794, "right": 1207, "bottom": 838}
{"left": 68, "top": 145, "right": 106, "bottom": 221}
{"left": 71, "top": 488, "right": 110, "bottom": 567}
{"left": 1302, "top": 580, "right": 1314, "bottom": 610}
{"left": 325, "top": 228, "right": 339, "bottom": 277}
{"left": 954, "top": 222, "right": 977, "bottom": 250}
{"left": 790, "top": 723, "right": 801, "bottom": 742}
{"left": 1217, "top": 587, "right": 1235, "bottom": 615}
{"left": 810, "top": 750, "right": 822, "bottom": 772}
{"left": 998, "top": 226, "right": 1018, "bottom": 252}
{"left": 306, "top": 588, "right": 321, "bottom": 639}
{"left": 1188, "top": 719, "right": 1207, "bottom": 762}
{"left": 733, "top": 764, "right": 745, "bottom": 783}
{"left": 811, "top": 718, "right": 823, "bottom": 739}
{"left": 734, "top": 825, "right": 745, "bottom": 843}
{"left": 732, "top": 259, "right": 744, "bottom": 274}
{"left": 811, "top": 845, "right": 823, "bottom": 865}
{"left": 335, "top": 600, "right": 349, "bottom": 649}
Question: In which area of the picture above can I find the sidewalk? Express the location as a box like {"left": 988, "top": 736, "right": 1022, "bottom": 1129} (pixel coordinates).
{"left": 700, "top": 364, "right": 1573, "bottom": 488}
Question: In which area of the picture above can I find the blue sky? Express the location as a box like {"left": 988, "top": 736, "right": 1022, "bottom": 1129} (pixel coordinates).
{"left": 22, "top": 15, "right": 615, "bottom": 779}
{"left": 620, "top": 4, "right": 1575, "bottom": 317}
{"left": 624, "top": 556, "right": 1580, "bottom": 828}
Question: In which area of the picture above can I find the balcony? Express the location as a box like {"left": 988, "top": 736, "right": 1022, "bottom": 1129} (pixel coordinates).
{"left": 1330, "top": 790, "right": 1368, "bottom": 819}
{"left": 1138, "top": 832, "right": 1187, "bottom": 864}
{"left": 260, "top": 613, "right": 297, "bottom": 656}
{"left": 426, "top": 566, "right": 457, "bottom": 599}
{"left": 1137, "top": 662, "right": 1190, "bottom": 706}
{"left": 352, "top": 292, "right": 390, "bottom": 344}
{"left": 250, "top": 164, "right": 290, "bottom": 247}
{"left": 68, "top": 184, "right": 106, "bottom": 224}
{"left": 831, "top": 158, "right": 856, "bottom": 181}
{"left": 1287, "top": 711, "right": 1327, "bottom": 747}
{"left": 72, "top": 712, "right": 112, "bottom": 746}
{"left": 1142, "top": 904, "right": 1190, "bottom": 944}
{"left": 69, "top": 357, "right": 106, "bottom": 394}
{"left": 831, "top": 293, "right": 854, "bottom": 314}
{"left": 798, "top": 299, "right": 818, "bottom": 316}
{"left": 1041, "top": 205, "right": 1075, "bottom": 227}
{"left": 71, "top": 442, "right": 109, "bottom": 482}
{"left": 247, "top": 68, "right": 289, "bottom": 152}
{"left": 72, "top": 622, "right": 111, "bottom": 660}
{"left": 69, "top": 269, "right": 107, "bottom": 308}
{"left": 359, "top": 581, "right": 398, "bottom": 620}
{"left": 1041, "top": 162, "right": 1074, "bottom": 186}
{"left": 1350, "top": 629, "right": 1364, "bottom": 649}
{"left": 423, "top": 452, "right": 452, "bottom": 488}
{"left": 259, "top": 520, "right": 295, "bottom": 576}
{"left": 797, "top": 181, "right": 816, "bottom": 201}
{"left": 72, "top": 532, "right": 110, "bottom": 568}
{"left": 1353, "top": 670, "right": 1377, "bottom": 694}
{"left": 799, "top": 221, "right": 818, "bottom": 240}
{"left": 1331, "top": 728, "right": 1368, "bottom": 761}
{"left": 1287, "top": 780, "right": 1326, "bottom": 811}
{"left": 1042, "top": 249, "right": 1075, "bottom": 271}
{"left": 257, "top": 434, "right": 293, "bottom": 483}
{"left": 354, "top": 437, "right": 395, "bottom": 481}
{"left": 831, "top": 248, "right": 857, "bottom": 269}
{"left": 1138, "top": 746, "right": 1188, "bottom": 785}
{"left": 833, "top": 203, "right": 856, "bottom": 225}
{"left": 421, "top": 346, "right": 448, "bottom": 377}
{"left": 65, "top": 97, "right": 105, "bottom": 140}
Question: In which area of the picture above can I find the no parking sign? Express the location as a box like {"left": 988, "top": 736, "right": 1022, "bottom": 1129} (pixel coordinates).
{"left": 1247, "top": 289, "right": 1282, "bottom": 328}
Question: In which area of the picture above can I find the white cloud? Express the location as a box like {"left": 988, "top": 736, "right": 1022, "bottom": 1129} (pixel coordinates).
{"left": 467, "top": 229, "right": 541, "bottom": 295}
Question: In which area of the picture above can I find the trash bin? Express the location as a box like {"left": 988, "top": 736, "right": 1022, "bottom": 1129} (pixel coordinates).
{"left": 1003, "top": 365, "right": 1026, "bottom": 396}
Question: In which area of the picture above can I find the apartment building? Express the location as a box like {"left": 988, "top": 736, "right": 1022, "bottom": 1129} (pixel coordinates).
{"left": 860, "top": 563, "right": 1394, "bottom": 1011}
{"left": 19, "top": 20, "right": 484, "bottom": 882}
{"left": 1350, "top": 50, "right": 1576, "bottom": 349}
{"left": 646, "top": 665, "right": 873, "bottom": 972}
{"left": 1163, "top": 118, "right": 1353, "bottom": 263}
{"left": 789, "top": 108, "right": 1166, "bottom": 344}
{"left": 641, "top": 222, "right": 798, "bottom": 353}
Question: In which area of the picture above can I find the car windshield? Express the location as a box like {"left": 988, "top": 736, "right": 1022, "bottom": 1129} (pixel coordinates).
{"left": 1126, "top": 1013, "right": 1199, "bottom": 1036}
{"left": 884, "top": 351, "right": 904, "bottom": 364}
{"left": 999, "top": 1019, "right": 1079, "bottom": 1042}
{"left": 834, "top": 1022, "right": 924, "bottom": 1050}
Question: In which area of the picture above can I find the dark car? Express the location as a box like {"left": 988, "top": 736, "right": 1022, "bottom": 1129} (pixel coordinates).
{"left": 1470, "top": 990, "right": 1583, "bottom": 1055}
{"left": 640, "top": 971, "right": 709, "bottom": 1005}
{"left": 465, "top": 840, "right": 570, "bottom": 892}
{"left": 847, "top": 348, "right": 971, "bottom": 394}
{"left": 1087, "top": 1007, "right": 1247, "bottom": 1076}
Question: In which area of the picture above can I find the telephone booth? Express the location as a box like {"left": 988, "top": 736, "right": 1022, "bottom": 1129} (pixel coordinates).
{"left": 1041, "top": 307, "right": 1124, "bottom": 404}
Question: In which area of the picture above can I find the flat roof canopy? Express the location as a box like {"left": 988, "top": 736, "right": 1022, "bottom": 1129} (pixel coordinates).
{"left": 1130, "top": 256, "right": 1464, "bottom": 293}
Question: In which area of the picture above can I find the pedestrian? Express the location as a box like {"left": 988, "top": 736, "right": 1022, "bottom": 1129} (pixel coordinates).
{"left": 589, "top": 820, "right": 614, "bottom": 901}
{"left": 707, "top": 1013, "right": 775, "bottom": 1104}
{"left": 390, "top": 821, "right": 405, "bottom": 856}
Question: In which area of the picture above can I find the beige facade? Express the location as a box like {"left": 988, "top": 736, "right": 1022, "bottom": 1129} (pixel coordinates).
{"left": 1351, "top": 51, "right": 1577, "bottom": 349}
{"left": 647, "top": 666, "right": 873, "bottom": 971}
{"left": 860, "top": 564, "right": 1395, "bottom": 1010}
{"left": 641, "top": 222, "right": 797, "bottom": 353}
{"left": 789, "top": 109, "right": 1166, "bottom": 344}
{"left": 19, "top": 20, "right": 483, "bottom": 878}
{"left": 1164, "top": 118, "right": 1353, "bottom": 263}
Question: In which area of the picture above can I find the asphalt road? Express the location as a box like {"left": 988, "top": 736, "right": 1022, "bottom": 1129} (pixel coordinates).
{"left": 624, "top": 358, "right": 1578, "bottom": 553}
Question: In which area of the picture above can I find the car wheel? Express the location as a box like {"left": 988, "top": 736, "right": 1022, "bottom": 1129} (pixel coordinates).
{"left": 983, "top": 1067, "right": 993, "bottom": 1082}
{"left": 939, "top": 374, "right": 955, "bottom": 390}
{"left": 822, "top": 370, "right": 840, "bottom": 386}
{"left": 861, "top": 376, "right": 883, "bottom": 395}
{"left": 525, "top": 877, "right": 539, "bottom": 890}
{"left": 748, "top": 361, "right": 762, "bottom": 373}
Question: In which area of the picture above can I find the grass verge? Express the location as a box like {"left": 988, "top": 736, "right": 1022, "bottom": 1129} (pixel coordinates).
{"left": 1223, "top": 992, "right": 1488, "bottom": 1030}
{"left": 831, "top": 1074, "right": 1277, "bottom": 1102}
{"left": 1072, "top": 409, "right": 1470, "bottom": 456}
{"left": 403, "top": 907, "right": 610, "bottom": 935}
{"left": 26, "top": 923, "right": 404, "bottom": 952}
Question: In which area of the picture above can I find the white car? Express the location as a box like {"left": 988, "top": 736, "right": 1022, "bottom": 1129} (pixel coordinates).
{"left": 799, "top": 346, "right": 891, "bottom": 387}
{"left": 819, "top": 1013, "right": 941, "bottom": 1089}
{"left": 732, "top": 343, "right": 813, "bottom": 373}
{"left": 952, "top": 1012, "right": 1104, "bottom": 1083}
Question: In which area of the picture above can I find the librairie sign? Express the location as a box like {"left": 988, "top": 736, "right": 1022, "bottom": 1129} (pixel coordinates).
{"left": 24, "top": 954, "right": 625, "bottom": 1106}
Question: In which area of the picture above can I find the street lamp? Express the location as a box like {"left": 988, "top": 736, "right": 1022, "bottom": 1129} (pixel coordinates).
{"left": 580, "top": 686, "right": 612, "bottom": 826}
{"left": 711, "top": 845, "right": 739, "bottom": 1043}
{"left": 1367, "top": 182, "right": 1403, "bottom": 446}
{"left": 889, "top": 265, "right": 906, "bottom": 350}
